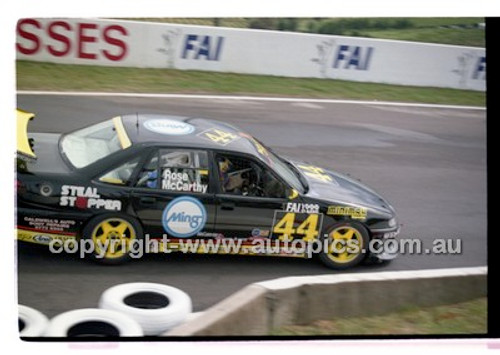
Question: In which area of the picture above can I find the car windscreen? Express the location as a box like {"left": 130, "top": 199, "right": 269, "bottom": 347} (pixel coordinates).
{"left": 266, "top": 150, "right": 306, "bottom": 193}
{"left": 60, "top": 119, "right": 122, "bottom": 168}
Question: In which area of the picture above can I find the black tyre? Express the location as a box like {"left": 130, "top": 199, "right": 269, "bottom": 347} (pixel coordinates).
{"left": 318, "top": 222, "right": 369, "bottom": 270}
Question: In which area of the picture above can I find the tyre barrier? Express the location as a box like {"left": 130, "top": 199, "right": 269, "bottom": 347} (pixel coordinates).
{"left": 98, "top": 282, "right": 192, "bottom": 335}
{"left": 18, "top": 305, "right": 49, "bottom": 337}
{"left": 43, "top": 308, "right": 144, "bottom": 337}
{"left": 18, "top": 283, "right": 193, "bottom": 337}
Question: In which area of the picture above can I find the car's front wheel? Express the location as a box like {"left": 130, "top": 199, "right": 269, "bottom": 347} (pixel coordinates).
{"left": 82, "top": 214, "right": 143, "bottom": 265}
{"left": 318, "top": 222, "right": 369, "bottom": 270}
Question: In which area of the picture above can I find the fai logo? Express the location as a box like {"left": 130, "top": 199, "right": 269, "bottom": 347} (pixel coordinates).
{"left": 312, "top": 39, "right": 374, "bottom": 78}
{"left": 452, "top": 52, "right": 486, "bottom": 87}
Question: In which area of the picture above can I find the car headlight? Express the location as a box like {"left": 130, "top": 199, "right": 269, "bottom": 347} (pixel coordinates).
{"left": 388, "top": 217, "right": 397, "bottom": 228}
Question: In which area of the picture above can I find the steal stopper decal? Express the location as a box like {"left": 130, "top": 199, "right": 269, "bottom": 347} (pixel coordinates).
{"left": 162, "top": 196, "right": 207, "bottom": 238}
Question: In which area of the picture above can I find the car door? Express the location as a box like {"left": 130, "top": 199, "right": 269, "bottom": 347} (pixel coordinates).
{"left": 129, "top": 148, "right": 216, "bottom": 241}
{"left": 213, "top": 152, "right": 290, "bottom": 240}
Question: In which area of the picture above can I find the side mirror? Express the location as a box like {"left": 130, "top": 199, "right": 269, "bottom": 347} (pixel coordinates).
{"left": 99, "top": 177, "right": 125, "bottom": 185}
{"left": 288, "top": 188, "right": 299, "bottom": 200}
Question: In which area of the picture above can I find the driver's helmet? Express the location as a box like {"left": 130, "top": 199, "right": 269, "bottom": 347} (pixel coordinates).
{"left": 219, "top": 158, "right": 232, "bottom": 174}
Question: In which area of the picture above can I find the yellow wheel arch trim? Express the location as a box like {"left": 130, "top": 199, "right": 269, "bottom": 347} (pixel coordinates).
{"left": 326, "top": 225, "right": 364, "bottom": 264}
{"left": 91, "top": 218, "right": 136, "bottom": 259}
{"left": 16, "top": 109, "right": 36, "bottom": 159}
{"left": 112, "top": 116, "right": 132, "bottom": 149}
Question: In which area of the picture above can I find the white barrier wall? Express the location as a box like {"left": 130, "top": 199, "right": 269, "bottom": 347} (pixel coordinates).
{"left": 16, "top": 18, "right": 486, "bottom": 91}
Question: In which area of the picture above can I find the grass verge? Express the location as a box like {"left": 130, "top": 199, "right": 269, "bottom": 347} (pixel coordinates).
{"left": 272, "top": 297, "right": 487, "bottom": 335}
{"left": 124, "top": 18, "right": 485, "bottom": 47}
{"left": 17, "top": 61, "right": 485, "bottom": 107}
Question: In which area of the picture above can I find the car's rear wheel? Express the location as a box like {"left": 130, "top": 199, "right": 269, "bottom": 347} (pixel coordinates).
{"left": 318, "top": 222, "right": 369, "bottom": 270}
{"left": 82, "top": 214, "right": 143, "bottom": 265}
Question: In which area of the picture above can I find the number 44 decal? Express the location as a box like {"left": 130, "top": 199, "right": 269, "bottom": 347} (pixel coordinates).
{"left": 271, "top": 211, "right": 324, "bottom": 242}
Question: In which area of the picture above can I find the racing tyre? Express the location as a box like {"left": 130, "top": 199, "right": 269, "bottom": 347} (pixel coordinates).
{"left": 81, "top": 214, "right": 143, "bottom": 265}
{"left": 318, "top": 222, "right": 369, "bottom": 270}
{"left": 18, "top": 305, "right": 49, "bottom": 337}
{"left": 43, "top": 308, "right": 143, "bottom": 337}
{"left": 98, "top": 282, "right": 192, "bottom": 335}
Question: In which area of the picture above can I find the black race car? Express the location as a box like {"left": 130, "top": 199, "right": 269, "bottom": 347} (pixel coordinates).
{"left": 16, "top": 110, "right": 400, "bottom": 269}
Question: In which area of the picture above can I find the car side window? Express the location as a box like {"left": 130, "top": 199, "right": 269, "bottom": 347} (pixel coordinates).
{"left": 98, "top": 157, "right": 141, "bottom": 185}
{"left": 216, "top": 154, "right": 287, "bottom": 198}
{"left": 135, "top": 149, "right": 210, "bottom": 194}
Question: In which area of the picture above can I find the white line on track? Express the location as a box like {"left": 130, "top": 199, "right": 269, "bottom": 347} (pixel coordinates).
{"left": 17, "top": 91, "right": 485, "bottom": 111}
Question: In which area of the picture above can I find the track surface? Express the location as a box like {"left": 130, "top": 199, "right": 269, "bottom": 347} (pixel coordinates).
{"left": 16, "top": 94, "right": 487, "bottom": 317}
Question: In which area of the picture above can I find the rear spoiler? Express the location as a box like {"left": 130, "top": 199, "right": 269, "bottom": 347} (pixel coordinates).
{"left": 16, "top": 109, "right": 36, "bottom": 159}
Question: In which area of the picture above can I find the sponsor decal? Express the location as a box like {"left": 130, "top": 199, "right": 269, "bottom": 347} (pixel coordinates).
{"left": 17, "top": 229, "right": 75, "bottom": 244}
{"left": 327, "top": 205, "right": 367, "bottom": 220}
{"left": 59, "top": 185, "right": 121, "bottom": 211}
{"left": 297, "top": 164, "right": 338, "bottom": 185}
{"left": 39, "top": 183, "right": 53, "bottom": 197}
{"left": 16, "top": 19, "right": 128, "bottom": 61}
{"left": 239, "top": 132, "right": 269, "bottom": 157}
{"left": 285, "top": 202, "right": 320, "bottom": 214}
{"left": 251, "top": 228, "right": 270, "bottom": 238}
{"left": 198, "top": 128, "right": 240, "bottom": 146}
{"left": 33, "top": 234, "right": 52, "bottom": 244}
{"left": 23, "top": 216, "right": 76, "bottom": 233}
{"left": 161, "top": 168, "right": 208, "bottom": 193}
{"left": 452, "top": 51, "right": 486, "bottom": 87}
{"left": 181, "top": 34, "right": 225, "bottom": 61}
{"left": 162, "top": 196, "right": 207, "bottom": 238}
{"left": 196, "top": 232, "right": 224, "bottom": 239}
{"left": 143, "top": 118, "right": 195, "bottom": 135}
{"left": 382, "top": 228, "right": 401, "bottom": 239}
{"left": 312, "top": 39, "right": 374, "bottom": 78}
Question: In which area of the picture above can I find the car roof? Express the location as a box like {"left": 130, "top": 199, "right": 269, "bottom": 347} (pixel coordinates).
{"left": 121, "top": 114, "right": 264, "bottom": 157}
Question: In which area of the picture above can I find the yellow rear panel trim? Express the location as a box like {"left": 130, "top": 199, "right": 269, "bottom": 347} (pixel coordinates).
{"left": 16, "top": 229, "right": 76, "bottom": 245}
{"left": 16, "top": 109, "right": 36, "bottom": 159}
{"left": 112, "top": 116, "right": 132, "bottom": 149}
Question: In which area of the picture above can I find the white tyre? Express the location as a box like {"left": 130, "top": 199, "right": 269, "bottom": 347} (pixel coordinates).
{"left": 98, "top": 282, "right": 192, "bottom": 335}
{"left": 19, "top": 305, "right": 49, "bottom": 337}
{"left": 44, "top": 308, "right": 143, "bottom": 337}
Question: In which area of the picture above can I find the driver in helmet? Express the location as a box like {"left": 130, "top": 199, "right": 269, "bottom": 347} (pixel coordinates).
{"left": 218, "top": 157, "right": 245, "bottom": 194}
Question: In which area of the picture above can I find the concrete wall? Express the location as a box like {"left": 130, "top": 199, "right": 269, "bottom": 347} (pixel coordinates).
{"left": 166, "top": 267, "right": 487, "bottom": 336}
{"left": 16, "top": 18, "right": 485, "bottom": 91}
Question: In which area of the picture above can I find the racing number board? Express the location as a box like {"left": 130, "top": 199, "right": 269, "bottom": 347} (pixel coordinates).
{"left": 271, "top": 211, "right": 324, "bottom": 242}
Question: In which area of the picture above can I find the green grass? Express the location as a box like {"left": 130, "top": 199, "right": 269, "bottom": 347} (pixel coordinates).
{"left": 16, "top": 61, "right": 485, "bottom": 107}
{"left": 122, "top": 17, "right": 485, "bottom": 47}
{"left": 361, "top": 27, "right": 485, "bottom": 47}
{"left": 272, "top": 298, "right": 487, "bottom": 335}
{"left": 405, "top": 17, "right": 482, "bottom": 28}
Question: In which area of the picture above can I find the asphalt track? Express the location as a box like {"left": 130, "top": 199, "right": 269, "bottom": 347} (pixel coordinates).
{"left": 16, "top": 93, "right": 487, "bottom": 318}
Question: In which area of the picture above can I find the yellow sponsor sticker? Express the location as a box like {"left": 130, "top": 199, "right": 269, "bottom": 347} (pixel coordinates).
{"left": 297, "top": 164, "right": 333, "bottom": 183}
{"left": 198, "top": 128, "right": 240, "bottom": 146}
{"left": 16, "top": 229, "right": 76, "bottom": 245}
{"left": 327, "top": 206, "right": 367, "bottom": 220}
